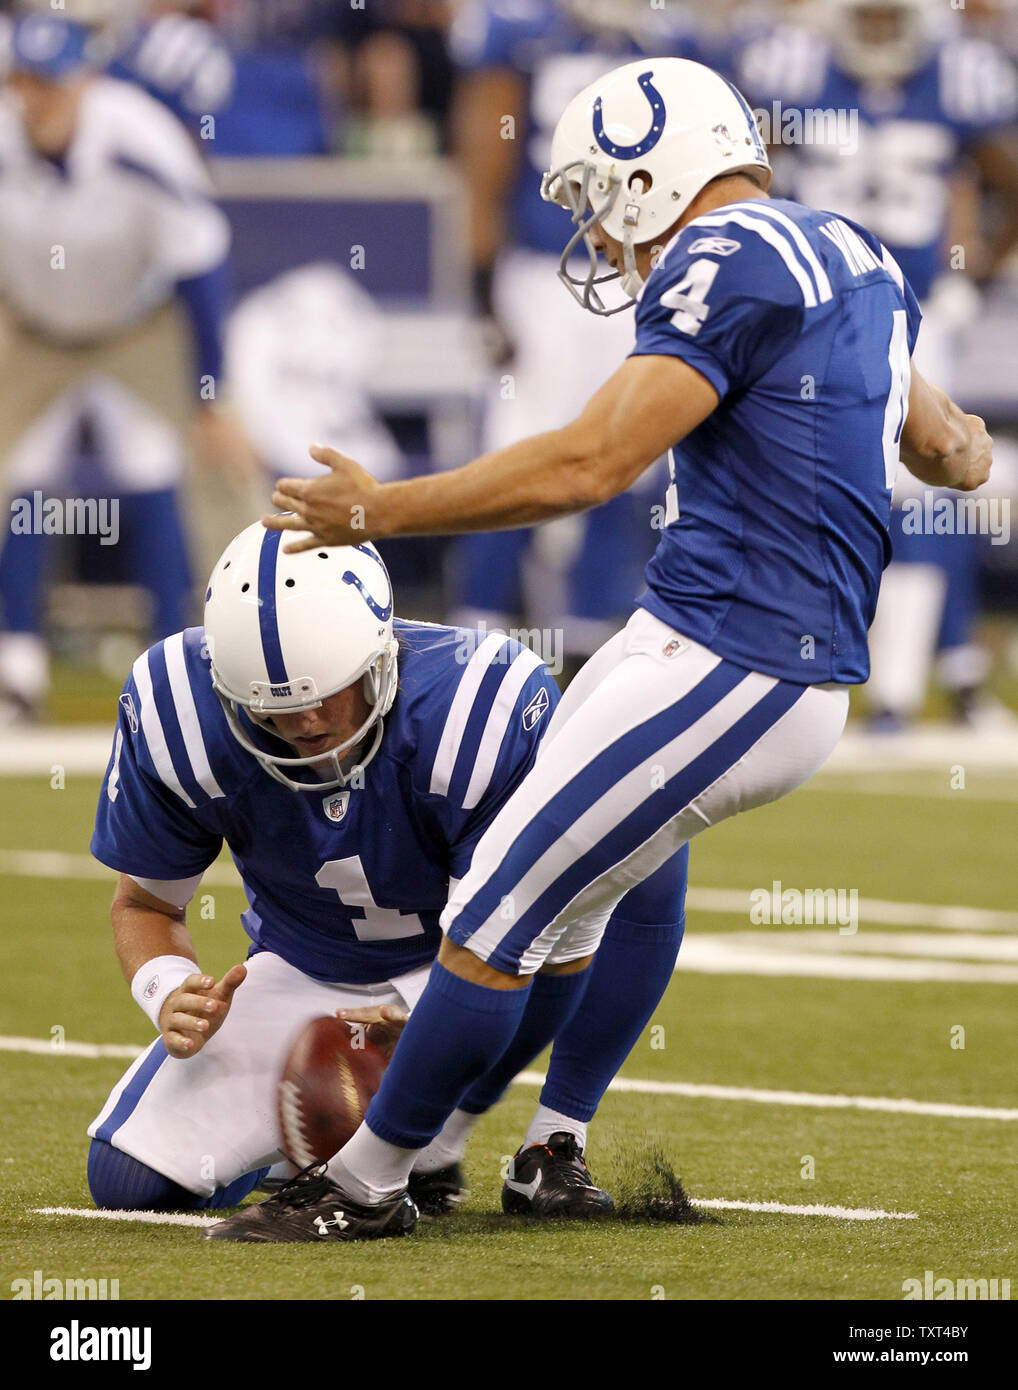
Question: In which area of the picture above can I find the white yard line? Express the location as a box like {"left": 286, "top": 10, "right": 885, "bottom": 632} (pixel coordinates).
{"left": 34, "top": 1207, "right": 219, "bottom": 1228}
{"left": 5, "top": 1034, "right": 1015, "bottom": 1121}
{"left": 5, "top": 849, "right": 1014, "bottom": 935}
{"left": 33, "top": 1198, "right": 916, "bottom": 1226}
{"left": 510, "top": 1070, "right": 1018, "bottom": 1121}
{"left": 688, "top": 1198, "right": 917, "bottom": 1221}
{"left": 685, "top": 887, "right": 1018, "bottom": 932}
{"left": 725, "top": 931, "right": 1018, "bottom": 962}
{"left": 0, "top": 849, "right": 242, "bottom": 888}
{"left": 676, "top": 938, "right": 1018, "bottom": 983}
{"left": 0, "top": 1035, "right": 143, "bottom": 1059}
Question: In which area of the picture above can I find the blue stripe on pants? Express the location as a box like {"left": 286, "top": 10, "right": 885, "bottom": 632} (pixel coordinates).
{"left": 449, "top": 658, "right": 750, "bottom": 941}
{"left": 469, "top": 679, "right": 806, "bottom": 971}
{"left": 94, "top": 1040, "right": 169, "bottom": 1143}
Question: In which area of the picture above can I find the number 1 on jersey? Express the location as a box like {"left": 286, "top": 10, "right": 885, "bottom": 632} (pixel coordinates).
{"left": 316, "top": 856, "right": 426, "bottom": 941}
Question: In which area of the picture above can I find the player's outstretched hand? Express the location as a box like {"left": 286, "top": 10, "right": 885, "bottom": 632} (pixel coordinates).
{"left": 335, "top": 1004, "right": 408, "bottom": 1062}
{"left": 264, "top": 446, "right": 383, "bottom": 552}
{"left": 953, "top": 413, "right": 993, "bottom": 492}
{"left": 159, "top": 963, "right": 247, "bottom": 1060}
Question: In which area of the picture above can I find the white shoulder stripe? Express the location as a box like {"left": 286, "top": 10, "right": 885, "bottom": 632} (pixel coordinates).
{"left": 462, "top": 648, "right": 544, "bottom": 811}
{"left": 130, "top": 651, "right": 196, "bottom": 808}
{"left": 429, "top": 631, "right": 511, "bottom": 797}
{"left": 163, "top": 632, "right": 224, "bottom": 801}
{"left": 880, "top": 243, "right": 905, "bottom": 292}
{"left": 690, "top": 209, "right": 820, "bottom": 307}
{"left": 733, "top": 202, "right": 834, "bottom": 303}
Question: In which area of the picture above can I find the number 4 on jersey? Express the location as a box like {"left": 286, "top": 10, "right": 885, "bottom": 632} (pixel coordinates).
{"left": 660, "top": 258, "right": 720, "bottom": 337}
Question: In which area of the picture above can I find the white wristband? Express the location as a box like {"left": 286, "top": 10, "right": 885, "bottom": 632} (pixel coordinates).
{"left": 131, "top": 956, "right": 198, "bottom": 1031}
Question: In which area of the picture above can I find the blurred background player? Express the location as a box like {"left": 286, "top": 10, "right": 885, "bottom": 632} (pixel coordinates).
{"left": 733, "top": 0, "right": 1018, "bottom": 726}
{"left": 0, "top": 0, "right": 257, "bottom": 719}
{"left": 223, "top": 262, "right": 404, "bottom": 490}
{"left": 446, "top": 0, "right": 700, "bottom": 677}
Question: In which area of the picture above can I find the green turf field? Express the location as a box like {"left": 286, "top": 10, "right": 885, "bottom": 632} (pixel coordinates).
{"left": 1, "top": 757, "right": 1016, "bottom": 1301}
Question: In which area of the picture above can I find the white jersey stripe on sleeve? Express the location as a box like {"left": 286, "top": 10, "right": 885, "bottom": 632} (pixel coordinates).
{"left": 429, "top": 631, "right": 512, "bottom": 797}
{"left": 130, "top": 651, "right": 196, "bottom": 808}
{"left": 690, "top": 210, "right": 819, "bottom": 307}
{"left": 880, "top": 244, "right": 905, "bottom": 292}
{"left": 462, "top": 647, "right": 545, "bottom": 811}
{"left": 163, "top": 632, "right": 225, "bottom": 801}
{"left": 734, "top": 202, "right": 834, "bottom": 303}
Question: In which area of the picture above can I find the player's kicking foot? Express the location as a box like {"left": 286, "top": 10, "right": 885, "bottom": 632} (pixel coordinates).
{"left": 201, "top": 1164, "right": 418, "bottom": 1243}
{"left": 502, "top": 1132, "right": 614, "bottom": 1219}
{"left": 408, "top": 1162, "right": 466, "bottom": 1216}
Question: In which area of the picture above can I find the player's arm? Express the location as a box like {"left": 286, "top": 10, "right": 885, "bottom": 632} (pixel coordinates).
{"left": 111, "top": 873, "right": 246, "bottom": 1060}
{"left": 899, "top": 364, "right": 992, "bottom": 492}
{"left": 451, "top": 64, "right": 525, "bottom": 357}
{"left": 267, "top": 354, "right": 719, "bottom": 548}
{"left": 967, "top": 136, "right": 1018, "bottom": 280}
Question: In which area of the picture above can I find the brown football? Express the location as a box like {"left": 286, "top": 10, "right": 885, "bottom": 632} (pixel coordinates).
{"left": 278, "top": 1015, "right": 388, "bottom": 1169}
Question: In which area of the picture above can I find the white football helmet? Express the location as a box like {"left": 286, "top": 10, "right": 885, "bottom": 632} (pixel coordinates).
{"left": 203, "top": 521, "right": 399, "bottom": 792}
{"left": 824, "top": 0, "right": 938, "bottom": 84}
{"left": 541, "top": 57, "right": 771, "bottom": 314}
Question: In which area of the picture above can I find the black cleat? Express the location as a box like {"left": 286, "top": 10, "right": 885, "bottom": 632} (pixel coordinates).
{"left": 408, "top": 1162, "right": 466, "bottom": 1216}
{"left": 201, "top": 1163, "right": 418, "bottom": 1243}
{"left": 502, "top": 1132, "right": 614, "bottom": 1219}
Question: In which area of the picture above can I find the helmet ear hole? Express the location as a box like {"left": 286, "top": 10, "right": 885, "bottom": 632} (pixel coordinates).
{"left": 628, "top": 169, "right": 653, "bottom": 195}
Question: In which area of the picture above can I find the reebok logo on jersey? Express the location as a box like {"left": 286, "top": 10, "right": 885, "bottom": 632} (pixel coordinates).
{"left": 522, "top": 687, "right": 550, "bottom": 731}
{"left": 687, "top": 236, "right": 742, "bottom": 258}
{"left": 118, "top": 693, "right": 139, "bottom": 734}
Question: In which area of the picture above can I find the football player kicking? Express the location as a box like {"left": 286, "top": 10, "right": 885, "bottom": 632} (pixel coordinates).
{"left": 88, "top": 520, "right": 687, "bottom": 1220}
{"left": 204, "top": 56, "right": 993, "bottom": 1243}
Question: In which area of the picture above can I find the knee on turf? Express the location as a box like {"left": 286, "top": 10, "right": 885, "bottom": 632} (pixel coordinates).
{"left": 87, "top": 1138, "right": 204, "bottom": 1211}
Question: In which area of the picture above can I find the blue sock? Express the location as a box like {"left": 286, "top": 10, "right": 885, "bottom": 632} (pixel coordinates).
{"left": 87, "top": 1138, "right": 267, "bottom": 1211}
{"left": 0, "top": 526, "right": 49, "bottom": 632}
{"left": 540, "top": 912, "right": 685, "bottom": 1123}
{"left": 365, "top": 962, "right": 531, "bottom": 1148}
{"left": 119, "top": 489, "right": 193, "bottom": 639}
{"left": 459, "top": 967, "right": 590, "bottom": 1115}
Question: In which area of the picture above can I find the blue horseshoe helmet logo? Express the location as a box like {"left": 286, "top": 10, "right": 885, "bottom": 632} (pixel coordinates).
{"left": 593, "top": 70, "right": 666, "bottom": 160}
{"left": 342, "top": 543, "right": 393, "bottom": 621}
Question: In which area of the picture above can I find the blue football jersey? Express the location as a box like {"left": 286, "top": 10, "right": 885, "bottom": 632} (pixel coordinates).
{"left": 91, "top": 620, "right": 558, "bottom": 984}
{"left": 735, "top": 28, "right": 1018, "bottom": 298}
{"left": 450, "top": 0, "right": 699, "bottom": 254}
{"left": 631, "top": 197, "right": 922, "bottom": 685}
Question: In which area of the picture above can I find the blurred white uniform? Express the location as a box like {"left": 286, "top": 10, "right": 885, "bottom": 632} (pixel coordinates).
{"left": 0, "top": 75, "right": 229, "bottom": 486}
{"left": 224, "top": 264, "right": 402, "bottom": 485}
{"left": 0, "top": 74, "right": 230, "bottom": 707}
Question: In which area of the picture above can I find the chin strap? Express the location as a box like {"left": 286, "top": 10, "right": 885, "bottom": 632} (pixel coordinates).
{"left": 620, "top": 216, "right": 645, "bottom": 300}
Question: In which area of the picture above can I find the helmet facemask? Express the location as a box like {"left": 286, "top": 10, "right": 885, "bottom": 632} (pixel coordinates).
{"left": 541, "top": 159, "right": 648, "bottom": 316}
{"left": 211, "top": 640, "right": 399, "bottom": 794}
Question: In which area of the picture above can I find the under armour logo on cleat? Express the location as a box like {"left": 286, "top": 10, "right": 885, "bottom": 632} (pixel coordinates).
{"left": 313, "top": 1211, "right": 350, "bottom": 1236}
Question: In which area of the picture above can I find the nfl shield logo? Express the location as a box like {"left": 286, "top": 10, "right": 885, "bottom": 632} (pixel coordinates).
{"left": 322, "top": 791, "right": 350, "bottom": 823}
